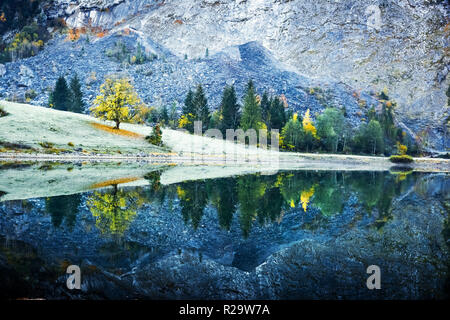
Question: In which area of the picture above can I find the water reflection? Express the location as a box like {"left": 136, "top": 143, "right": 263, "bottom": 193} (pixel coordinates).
{"left": 72, "top": 170, "right": 417, "bottom": 238}
{"left": 33, "top": 170, "right": 419, "bottom": 237}
{"left": 45, "top": 194, "right": 81, "bottom": 230}
{"left": 0, "top": 168, "right": 448, "bottom": 299}
{"left": 87, "top": 184, "right": 143, "bottom": 236}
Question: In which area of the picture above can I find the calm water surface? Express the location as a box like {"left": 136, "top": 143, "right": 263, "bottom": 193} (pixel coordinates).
{"left": 0, "top": 167, "right": 448, "bottom": 299}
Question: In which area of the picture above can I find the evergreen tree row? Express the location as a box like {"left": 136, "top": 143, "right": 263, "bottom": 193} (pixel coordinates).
{"left": 48, "top": 74, "right": 85, "bottom": 113}
{"left": 178, "top": 80, "right": 288, "bottom": 136}
{"left": 164, "top": 80, "right": 415, "bottom": 156}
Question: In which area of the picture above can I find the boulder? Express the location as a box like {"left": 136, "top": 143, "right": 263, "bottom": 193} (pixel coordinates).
{"left": 0, "top": 64, "right": 6, "bottom": 77}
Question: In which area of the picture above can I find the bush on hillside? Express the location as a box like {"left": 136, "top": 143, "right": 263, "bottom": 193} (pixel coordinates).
{"left": 389, "top": 155, "right": 413, "bottom": 163}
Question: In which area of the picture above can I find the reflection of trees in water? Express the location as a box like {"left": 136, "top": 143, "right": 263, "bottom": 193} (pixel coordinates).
{"left": 237, "top": 175, "right": 267, "bottom": 238}
{"left": 45, "top": 194, "right": 82, "bottom": 230}
{"left": 87, "top": 184, "right": 142, "bottom": 236}
{"left": 39, "top": 169, "right": 416, "bottom": 238}
{"left": 347, "top": 171, "right": 414, "bottom": 230}
{"left": 177, "top": 181, "right": 208, "bottom": 230}
{"left": 171, "top": 170, "right": 416, "bottom": 237}
{"left": 207, "top": 178, "right": 238, "bottom": 231}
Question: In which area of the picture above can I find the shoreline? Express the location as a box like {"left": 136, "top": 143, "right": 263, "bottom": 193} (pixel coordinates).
{"left": 0, "top": 151, "right": 448, "bottom": 172}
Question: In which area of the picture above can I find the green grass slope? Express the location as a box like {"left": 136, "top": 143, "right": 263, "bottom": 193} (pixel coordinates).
{"left": 0, "top": 101, "right": 166, "bottom": 154}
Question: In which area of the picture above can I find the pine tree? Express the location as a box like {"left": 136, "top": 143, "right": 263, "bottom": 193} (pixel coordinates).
{"left": 69, "top": 73, "right": 84, "bottom": 113}
{"left": 193, "top": 84, "right": 210, "bottom": 131}
{"left": 240, "top": 80, "right": 263, "bottom": 132}
{"left": 160, "top": 105, "right": 169, "bottom": 124}
{"left": 354, "top": 120, "right": 384, "bottom": 155}
{"left": 260, "top": 91, "right": 271, "bottom": 128}
{"left": 219, "top": 84, "right": 240, "bottom": 134}
{"left": 49, "top": 76, "right": 71, "bottom": 111}
{"left": 181, "top": 89, "right": 195, "bottom": 133}
{"left": 183, "top": 89, "right": 195, "bottom": 115}
{"left": 269, "top": 96, "right": 286, "bottom": 130}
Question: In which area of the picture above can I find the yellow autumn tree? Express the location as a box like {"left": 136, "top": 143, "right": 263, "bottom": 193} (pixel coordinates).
{"left": 396, "top": 141, "right": 407, "bottom": 155}
{"left": 91, "top": 78, "right": 144, "bottom": 129}
{"left": 302, "top": 108, "right": 318, "bottom": 138}
{"left": 178, "top": 113, "right": 194, "bottom": 130}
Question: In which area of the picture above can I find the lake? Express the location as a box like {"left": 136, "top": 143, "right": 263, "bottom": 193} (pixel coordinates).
{"left": 0, "top": 163, "right": 448, "bottom": 299}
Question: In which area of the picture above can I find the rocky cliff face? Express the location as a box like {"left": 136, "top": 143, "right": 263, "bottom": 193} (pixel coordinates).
{"left": 1, "top": 0, "right": 448, "bottom": 150}
{"left": 51, "top": 0, "right": 449, "bottom": 148}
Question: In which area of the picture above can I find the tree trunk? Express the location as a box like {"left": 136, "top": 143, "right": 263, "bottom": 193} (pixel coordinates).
{"left": 115, "top": 120, "right": 120, "bottom": 130}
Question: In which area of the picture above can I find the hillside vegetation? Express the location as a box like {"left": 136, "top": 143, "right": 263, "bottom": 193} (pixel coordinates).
{"left": 0, "top": 101, "right": 166, "bottom": 154}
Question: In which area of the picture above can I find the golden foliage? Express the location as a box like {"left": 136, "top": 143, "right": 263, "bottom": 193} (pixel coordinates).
{"left": 178, "top": 113, "right": 193, "bottom": 129}
{"left": 396, "top": 142, "right": 407, "bottom": 155}
{"left": 90, "top": 78, "right": 145, "bottom": 129}
{"left": 302, "top": 108, "right": 318, "bottom": 138}
{"left": 300, "top": 186, "right": 315, "bottom": 212}
{"left": 67, "top": 28, "right": 80, "bottom": 41}
{"left": 87, "top": 186, "right": 141, "bottom": 236}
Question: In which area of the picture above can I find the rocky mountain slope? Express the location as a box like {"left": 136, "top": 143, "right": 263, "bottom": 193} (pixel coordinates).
{"left": 0, "top": 0, "right": 448, "bottom": 150}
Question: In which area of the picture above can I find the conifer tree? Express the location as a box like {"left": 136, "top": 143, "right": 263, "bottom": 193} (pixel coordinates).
{"left": 193, "top": 84, "right": 210, "bottom": 131}
{"left": 183, "top": 89, "right": 195, "bottom": 115}
{"left": 160, "top": 104, "right": 169, "bottom": 124}
{"left": 181, "top": 89, "right": 195, "bottom": 133}
{"left": 49, "top": 76, "right": 71, "bottom": 111}
{"left": 260, "top": 91, "right": 271, "bottom": 128}
{"left": 269, "top": 96, "right": 287, "bottom": 130}
{"left": 240, "top": 80, "right": 263, "bottom": 132}
{"left": 69, "top": 73, "right": 84, "bottom": 113}
{"left": 219, "top": 84, "right": 240, "bottom": 133}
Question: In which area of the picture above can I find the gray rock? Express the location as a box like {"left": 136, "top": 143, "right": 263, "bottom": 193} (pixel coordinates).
{"left": 0, "top": 64, "right": 6, "bottom": 77}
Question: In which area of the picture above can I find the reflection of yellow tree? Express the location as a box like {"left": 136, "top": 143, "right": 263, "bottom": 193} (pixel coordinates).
{"left": 300, "top": 186, "right": 315, "bottom": 212}
{"left": 279, "top": 173, "right": 316, "bottom": 210}
{"left": 87, "top": 185, "right": 141, "bottom": 236}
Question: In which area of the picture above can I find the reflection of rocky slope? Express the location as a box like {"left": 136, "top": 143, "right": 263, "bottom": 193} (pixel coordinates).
{"left": 1, "top": 0, "right": 448, "bottom": 150}
{"left": 0, "top": 173, "right": 448, "bottom": 299}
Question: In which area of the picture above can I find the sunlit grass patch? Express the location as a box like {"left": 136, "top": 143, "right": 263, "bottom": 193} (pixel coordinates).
{"left": 90, "top": 122, "right": 144, "bottom": 139}
{"left": 89, "top": 176, "right": 140, "bottom": 189}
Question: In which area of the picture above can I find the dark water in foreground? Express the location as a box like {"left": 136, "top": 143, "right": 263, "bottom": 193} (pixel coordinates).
{"left": 0, "top": 168, "right": 449, "bottom": 299}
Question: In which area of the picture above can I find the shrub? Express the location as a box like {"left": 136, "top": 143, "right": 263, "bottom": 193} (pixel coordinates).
{"left": 25, "top": 89, "right": 37, "bottom": 100}
{"left": 396, "top": 142, "right": 407, "bottom": 155}
{"left": 0, "top": 106, "right": 8, "bottom": 117}
{"left": 389, "top": 155, "right": 413, "bottom": 163}
{"left": 39, "top": 141, "right": 54, "bottom": 149}
{"left": 146, "top": 124, "right": 163, "bottom": 146}
{"left": 67, "top": 142, "right": 75, "bottom": 147}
